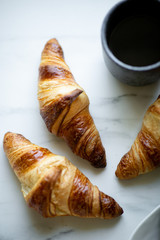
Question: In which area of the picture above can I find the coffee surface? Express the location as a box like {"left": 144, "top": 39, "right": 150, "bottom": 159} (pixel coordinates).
{"left": 109, "top": 15, "right": 160, "bottom": 66}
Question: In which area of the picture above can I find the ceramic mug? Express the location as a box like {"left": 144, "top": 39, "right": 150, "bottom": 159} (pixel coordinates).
{"left": 101, "top": 0, "right": 160, "bottom": 86}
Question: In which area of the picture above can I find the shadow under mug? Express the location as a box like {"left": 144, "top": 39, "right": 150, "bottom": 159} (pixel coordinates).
{"left": 101, "top": 0, "right": 160, "bottom": 86}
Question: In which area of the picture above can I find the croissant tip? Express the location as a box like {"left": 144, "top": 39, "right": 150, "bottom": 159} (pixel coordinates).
{"left": 115, "top": 166, "right": 123, "bottom": 179}
{"left": 113, "top": 200, "right": 123, "bottom": 217}
{"left": 3, "top": 132, "right": 14, "bottom": 143}
{"left": 114, "top": 202, "right": 123, "bottom": 217}
{"left": 118, "top": 205, "right": 124, "bottom": 216}
{"left": 89, "top": 148, "right": 107, "bottom": 168}
{"left": 4, "top": 131, "right": 12, "bottom": 137}
{"left": 91, "top": 156, "right": 107, "bottom": 168}
{"left": 115, "top": 165, "right": 129, "bottom": 180}
{"left": 115, "top": 166, "right": 138, "bottom": 180}
{"left": 3, "top": 132, "right": 22, "bottom": 141}
{"left": 3, "top": 132, "right": 13, "bottom": 153}
{"left": 99, "top": 192, "right": 123, "bottom": 218}
{"left": 46, "top": 38, "right": 58, "bottom": 43}
{"left": 93, "top": 161, "right": 106, "bottom": 168}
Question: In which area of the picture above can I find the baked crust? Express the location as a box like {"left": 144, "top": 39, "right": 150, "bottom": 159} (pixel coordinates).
{"left": 116, "top": 96, "right": 160, "bottom": 179}
{"left": 4, "top": 132, "right": 123, "bottom": 218}
{"left": 38, "top": 39, "right": 106, "bottom": 168}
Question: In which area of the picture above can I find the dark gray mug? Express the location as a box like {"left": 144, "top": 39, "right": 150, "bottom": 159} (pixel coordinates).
{"left": 101, "top": 0, "right": 160, "bottom": 86}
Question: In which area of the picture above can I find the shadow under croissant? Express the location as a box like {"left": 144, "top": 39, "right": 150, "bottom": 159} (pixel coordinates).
{"left": 27, "top": 206, "right": 123, "bottom": 236}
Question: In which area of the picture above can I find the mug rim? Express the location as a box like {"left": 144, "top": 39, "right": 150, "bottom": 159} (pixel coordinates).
{"left": 101, "top": 0, "right": 160, "bottom": 72}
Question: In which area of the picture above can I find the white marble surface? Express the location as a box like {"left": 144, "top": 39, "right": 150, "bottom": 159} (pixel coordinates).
{"left": 0, "top": 0, "right": 160, "bottom": 239}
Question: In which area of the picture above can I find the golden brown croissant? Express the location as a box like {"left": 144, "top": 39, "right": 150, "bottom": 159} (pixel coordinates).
{"left": 38, "top": 38, "right": 106, "bottom": 168}
{"left": 3, "top": 132, "right": 123, "bottom": 219}
{"left": 116, "top": 96, "right": 160, "bottom": 179}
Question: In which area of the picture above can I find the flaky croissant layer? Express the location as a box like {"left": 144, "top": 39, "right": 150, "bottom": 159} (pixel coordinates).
{"left": 38, "top": 38, "right": 106, "bottom": 168}
{"left": 116, "top": 96, "right": 160, "bottom": 179}
{"left": 3, "top": 132, "right": 123, "bottom": 219}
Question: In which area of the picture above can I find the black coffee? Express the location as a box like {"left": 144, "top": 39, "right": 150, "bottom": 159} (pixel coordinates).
{"left": 109, "top": 15, "right": 160, "bottom": 66}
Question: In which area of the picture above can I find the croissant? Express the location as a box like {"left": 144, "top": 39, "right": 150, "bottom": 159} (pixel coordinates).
{"left": 116, "top": 96, "right": 160, "bottom": 179}
{"left": 38, "top": 38, "right": 106, "bottom": 168}
{"left": 3, "top": 132, "right": 123, "bottom": 219}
